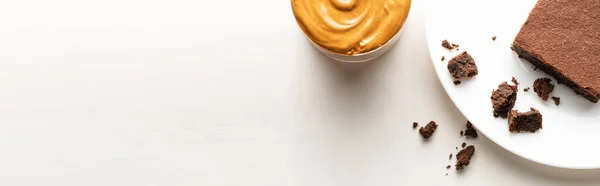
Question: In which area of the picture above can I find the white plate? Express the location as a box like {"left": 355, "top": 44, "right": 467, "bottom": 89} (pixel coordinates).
{"left": 425, "top": 0, "right": 600, "bottom": 169}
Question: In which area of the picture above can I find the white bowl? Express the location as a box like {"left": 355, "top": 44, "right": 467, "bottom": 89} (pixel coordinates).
{"left": 307, "top": 27, "right": 406, "bottom": 63}
{"left": 293, "top": 2, "right": 411, "bottom": 63}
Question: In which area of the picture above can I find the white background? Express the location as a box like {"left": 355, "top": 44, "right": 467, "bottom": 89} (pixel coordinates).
{"left": 0, "top": 0, "right": 599, "bottom": 185}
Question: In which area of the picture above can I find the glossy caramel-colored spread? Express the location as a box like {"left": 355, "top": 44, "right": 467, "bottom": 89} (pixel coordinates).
{"left": 292, "top": 0, "right": 411, "bottom": 55}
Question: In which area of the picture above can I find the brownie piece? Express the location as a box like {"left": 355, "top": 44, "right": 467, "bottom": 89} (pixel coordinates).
{"left": 533, "top": 78, "right": 554, "bottom": 101}
{"left": 512, "top": 0, "right": 600, "bottom": 103}
{"left": 552, "top": 97, "right": 561, "bottom": 106}
{"left": 419, "top": 121, "right": 438, "bottom": 139}
{"left": 491, "top": 82, "right": 518, "bottom": 118}
{"left": 442, "top": 40, "right": 454, "bottom": 50}
{"left": 464, "top": 121, "right": 478, "bottom": 138}
{"left": 448, "top": 52, "right": 478, "bottom": 79}
{"left": 508, "top": 108, "right": 543, "bottom": 133}
{"left": 456, "top": 145, "right": 475, "bottom": 171}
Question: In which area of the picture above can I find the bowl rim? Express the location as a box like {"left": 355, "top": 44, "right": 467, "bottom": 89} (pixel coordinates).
{"left": 290, "top": 0, "right": 412, "bottom": 59}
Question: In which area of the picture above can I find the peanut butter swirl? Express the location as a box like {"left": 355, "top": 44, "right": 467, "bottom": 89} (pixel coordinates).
{"left": 292, "top": 0, "right": 411, "bottom": 55}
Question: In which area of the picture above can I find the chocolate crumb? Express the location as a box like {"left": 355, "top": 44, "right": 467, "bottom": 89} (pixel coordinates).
{"left": 464, "top": 121, "right": 478, "bottom": 138}
{"left": 446, "top": 165, "right": 451, "bottom": 169}
{"left": 413, "top": 122, "right": 419, "bottom": 129}
{"left": 453, "top": 80, "right": 462, "bottom": 85}
{"left": 508, "top": 108, "right": 543, "bottom": 133}
{"left": 441, "top": 56, "right": 445, "bottom": 61}
{"left": 461, "top": 142, "right": 466, "bottom": 148}
{"left": 492, "top": 36, "right": 497, "bottom": 41}
{"left": 456, "top": 145, "right": 475, "bottom": 171}
{"left": 449, "top": 154, "right": 453, "bottom": 159}
{"left": 419, "top": 121, "right": 438, "bottom": 139}
{"left": 451, "top": 43, "right": 459, "bottom": 48}
{"left": 442, "top": 40, "right": 454, "bottom": 50}
{"left": 524, "top": 87, "right": 530, "bottom": 92}
{"left": 511, "top": 77, "right": 520, "bottom": 86}
{"left": 460, "top": 131, "right": 464, "bottom": 137}
{"left": 552, "top": 97, "right": 561, "bottom": 106}
{"left": 533, "top": 78, "right": 555, "bottom": 101}
{"left": 448, "top": 52, "right": 478, "bottom": 79}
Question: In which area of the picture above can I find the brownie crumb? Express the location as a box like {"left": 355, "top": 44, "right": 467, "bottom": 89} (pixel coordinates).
{"left": 446, "top": 173, "right": 448, "bottom": 176}
{"left": 460, "top": 131, "right": 464, "bottom": 137}
{"left": 453, "top": 80, "right": 462, "bottom": 85}
{"left": 456, "top": 146, "right": 475, "bottom": 171}
{"left": 442, "top": 40, "right": 454, "bottom": 50}
{"left": 491, "top": 82, "right": 518, "bottom": 118}
{"left": 449, "top": 154, "right": 453, "bottom": 159}
{"left": 508, "top": 108, "right": 543, "bottom": 133}
{"left": 533, "top": 78, "right": 555, "bottom": 101}
{"left": 413, "top": 122, "right": 419, "bottom": 129}
{"left": 461, "top": 142, "right": 466, "bottom": 148}
{"left": 448, "top": 52, "right": 478, "bottom": 79}
{"left": 511, "top": 77, "right": 520, "bottom": 86}
{"left": 441, "top": 56, "right": 446, "bottom": 61}
{"left": 464, "top": 121, "right": 478, "bottom": 138}
{"left": 551, "top": 97, "right": 561, "bottom": 106}
{"left": 524, "top": 87, "right": 530, "bottom": 92}
{"left": 446, "top": 165, "right": 451, "bottom": 169}
{"left": 492, "top": 36, "right": 497, "bottom": 41}
{"left": 451, "top": 43, "right": 459, "bottom": 48}
{"left": 419, "top": 121, "right": 438, "bottom": 139}
{"left": 456, "top": 147, "right": 458, "bottom": 150}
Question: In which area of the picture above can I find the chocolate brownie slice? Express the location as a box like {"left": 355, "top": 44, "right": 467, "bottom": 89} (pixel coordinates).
{"left": 491, "top": 82, "right": 518, "bottom": 118}
{"left": 419, "top": 121, "right": 438, "bottom": 139}
{"left": 448, "top": 52, "right": 478, "bottom": 79}
{"left": 508, "top": 108, "right": 543, "bottom": 133}
{"left": 456, "top": 145, "right": 475, "bottom": 171}
{"left": 533, "top": 78, "right": 554, "bottom": 101}
{"left": 512, "top": 0, "right": 600, "bottom": 103}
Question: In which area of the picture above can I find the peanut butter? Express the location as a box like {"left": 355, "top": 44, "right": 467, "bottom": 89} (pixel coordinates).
{"left": 292, "top": 0, "right": 411, "bottom": 55}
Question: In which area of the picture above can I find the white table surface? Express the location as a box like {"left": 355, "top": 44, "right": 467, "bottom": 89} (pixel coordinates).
{"left": 1, "top": 0, "right": 600, "bottom": 185}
